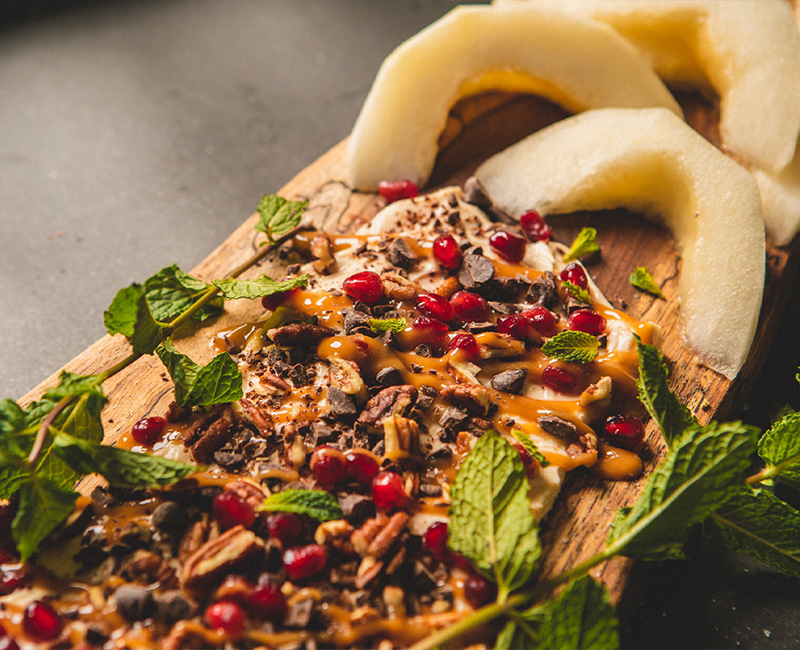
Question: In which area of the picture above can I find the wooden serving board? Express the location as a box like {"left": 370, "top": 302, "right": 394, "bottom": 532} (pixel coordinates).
{"left": 19, "top": 92, "right": 800, "bottom": 602}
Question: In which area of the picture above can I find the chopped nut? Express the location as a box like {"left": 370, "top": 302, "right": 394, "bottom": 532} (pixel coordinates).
{"left": 355, "top": 556, "right": 384, "bottom": 589}
{"left": 351, "top": 517, "right": 386, "bottom": 557}
{"left": 382, "top": 415, "right": 420, "bottom": 461}
{"left": 314, "top": 519, "right": 354, "bottom": 545}
{"left": 383, "top": 585, "right": 407, "bottom": 618}
{"left": 328, "top": 356, "right": 368, "bottom": 403}
{"left": 433, "top": 275, "right": 462, "bottom": 299}
{"left": 358, "top": 385, "right": 418, "bottom": 429}
{"left": 367, "top": 511, "right": 410, "bottom": 558}
{"left": 579, "top": 376, "right": 613, "bottom": 408}
{"left": 223, "top": 479, "right": 266, "bottom": 510}
{"left": 311, "top": 233, "right": 337, "bottom": 274}
{"left": 387, "top": 238, "right": 418, "bottom": 269}
{"left": 538, "top": 414, "right": 579, "bottom": 439}
{"left": 381, "top": 271, "right": 420, "bottom": 302}
{"left": 178, "top": 519, "right": 209, "bottom": 562}
{"left": 440, "top": 384, "right": 491, "bottom": 416}
{"left": 180, "top": 525, "right": 265, "bottom": 593}
{"left": 239, "top": 398, "right": 275, "bottom": 435}
{"left": 475, "top": 332, "right": 526, "bottom": 359}
{"left": 268, "top": 322, "right": 336, "bottom": 346}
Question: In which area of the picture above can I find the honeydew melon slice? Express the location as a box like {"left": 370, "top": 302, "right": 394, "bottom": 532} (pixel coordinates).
{"left": 497, "top": 0, "right": 800, "bottom": 175}
{"left": 347, "top": 3, "right": 680, "bottom": 192}
{"left": 475, "top": 107, "right": 765, "bottom": 380}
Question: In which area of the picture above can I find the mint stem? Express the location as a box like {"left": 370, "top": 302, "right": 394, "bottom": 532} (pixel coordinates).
{"left": 27, "top": 395, "right": 73, "bottom": 464}
{"left": 745, "top": 453, "right": 800, "bottom": 485}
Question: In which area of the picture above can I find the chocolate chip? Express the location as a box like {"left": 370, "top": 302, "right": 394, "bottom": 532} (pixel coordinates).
{"left": 119, "top": 522, "right": 151, "bottom": 549}
{"left": 328, "top": 386, "right": 357, "bottom": 420}
{"left": 488, "top": 301, "right": 518, "bottom": 315}
{"left": 155, "top": 590, "right": 196, "bottom": 625}
{"left": 151, "top": 501, "right": 189, "bottom": 535}
{"left": 438, "top": 406, "right": 469, "bottom": 431}
{"left": 416, "top": 384, "right": 438, "bottom": 410}
{"left": 285, "top": 598, "right": 314, "bottom": 628}
{"left": 376, "top": 366, "right": 404, "bottom": 387}
{"left": 458, "top": 253, "right": 495, "bottom": 289}
{"left": 387, "top": 238, "right": 418, "bottom": 269}
{"left": 415, "top": 344, "right": 433, "bottom": 357}
{"left": 490, "top": 368, "right": 527, "bottom": 394}
{"left": 465, "top": 321, "right": 495, "bottom": 334}
{"left": 114, "top": 584, "right": 154, "bottom": 622}
{"left": 342, "top": 308, "right": 371, "bottom": 335}
{"left": 338, "top": 494, "right": 376, "bottom": 524}
{"left": 537, "top": 414, "right": 578, "bottom": 438}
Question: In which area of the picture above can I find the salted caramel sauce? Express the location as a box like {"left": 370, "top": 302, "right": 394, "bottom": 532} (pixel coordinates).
{"left": 593, "top": 442, "right": 644, "bottom": 481}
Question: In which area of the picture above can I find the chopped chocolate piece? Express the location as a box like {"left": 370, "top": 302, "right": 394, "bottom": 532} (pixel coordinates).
{"left": 493, "top": 276, "right": 530, "bottom": 302}
{"left": 387, "top": 238, "right": 418, "bottom": 269}
{"left": 375, "top": 366, "right": 404, "bottom": 387}
{"left": 416, "top": 384, "right": 438, "bottom": 410}
{"left": 268, "top": 323, "right": 336, "bottom": 347}
{"left": 465, "top": 321, "right": 495, "bottom": 334}
{"left": 412, "top": 560, "right": 439, "bottom": 593}
{"left": 338, "top": 494, "right": 376, "bottom": 525}
{"left": 419, "top": 482, "right": 443, "bottom": 497}
{"left": 328, "top": 386, "right": 357, "bottom": 420}
{"left": 371, "top": 440, "right": 386, "bottom": 457}
{"left": 74, "top": 544, "right": 109, "bottom": 569}
{"left": 490, "top": 368, "right": 527, "bottom": 394}
{"left": 438, "top": 406, "right": 469, "bottom": 431}
{"left": 114, "top": 584, "right": 155, "bottom": 622}
{"left": 342, "top": 308, "right": 371, "bottom": 335}
{"left": 379, "top": 330, "right": 399, "bottom": 350}
{"left": 155, "top": 590, "right": 196, "bottom": 625}
{"left": 537, "top": 414, "right": 579, "bottom": 438}
{"left": 527, "top": 271, "right": 558, "bottom": 309}
{"left": 488, "top": 301, "right": 518, "bottom": 315}
{"left": 152, "top": 501, "right": 189, "bottom": 535}
{"left": 358, "top": 385, "right": 418, "bottom": 428}
{"left": 285, "top": 263, "right": 301, "bottom": 275}
{"left": 457, "top": 253, "right": 495, "bottom": 290}
{"left": 119, "top": 522, "right": 151, "bottom": 549}
{"left": 447, "top": 210, "right": 461, "bottom": 225}
{"left": 306, "top": 421, "right": 337, "bottom": 447}
{"left": 90, "top": 485, "right": 114, "bottom": 508}
{"left": 214, "top": 450, "right": 244, "bottom": 469}
{"left": 265, "top": 345, "right": 289, "bottom": 367}
{"left": 415, "top": 343, "right": 433, "bottom": 357}
{"left": 85, "top": 627, "right": 109, "bottom": 646}
{"left": 288, "top": 364, "right": 310, "bottom": 387}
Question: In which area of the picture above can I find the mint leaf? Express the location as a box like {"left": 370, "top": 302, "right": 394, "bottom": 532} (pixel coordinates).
{"left": 258, "top": 489, "right": 343, "bottom": 521}
{"left": 630, "top": 266, "right": 665, "bottom": 299}
{"left": 0, "top": 399, "right": 27, "bottom": 435}
{"left": 496, "top": 607, "right": 546, "bottom": 650}
{"left": 13, "top": 474, "right": 78, "bottom": 561}
{"left": 757, "top": 411, "right": 800, "bottom": 489}
{"left": 42, "top": 371, "right": 105, "bottom": 402}
{"left": 104, "top": 283, "right": 167, "bottom": 355}
{"left": 255, "top": 194, "right": 307, "bottom": 242}
{"left": 539, "top": 575, "right": 619, "bottom": 650}
{"left": 145, "top": 265, "right": 222, "bottom": 323}
{"left": 52, "top": 434, "right": 198, "bottom": 487}
{"left": 448, "top": 430, "right": 541, "bottom": 598}
{"left": 562, "top": 280, "right": 592, "bottom": 304}
{"left": 213, "top": 274, "right": 309, "bottom": 301}
{"left": 608, "top": 421, "right": 757, "bottom": 560}
{"left": 635, "top": 337, "right": 696, "bottom": 444}
{"left": 511, "top": 429, "right": 549, "bottom": 467}
{"left": 563, "top": 227, "right": 599, "bottom": 262}
{"left": 368, "top": 317, "right": 408, "bottom": 334}
{"left": 542, "top": 330, "right": 599, "bottom": 364}
{"left": 156, "top": 339, "right": 243, "bottom": 408}
{"left": 708, "top": 487, "right": 800, "bottom": 577}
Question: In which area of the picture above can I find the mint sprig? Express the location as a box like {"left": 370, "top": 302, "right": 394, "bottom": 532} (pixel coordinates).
{"left": 630, "top": 266, "right": 665, "bottom": 299}
{"left": 259, "top": 489, "right": 343, "bottom": 522}
{"left": 213, "top": 274, "right": 309, "bottom": 300}
{"left": 367, "top": 317, "right": 407, "bottom": 334}
{"left": 562, "top": 227, "right": 600, "bottom": 262}
{"left": 542, "top": 330, "right": 599, "bottom": 364}
{"left": 510, "top": 429, "right": 549, "bottom": 467}
{"left": 255, "top": 194, "right": 308, "bottom": 243}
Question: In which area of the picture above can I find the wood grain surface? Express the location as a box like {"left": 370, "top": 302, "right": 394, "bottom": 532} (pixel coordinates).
{"left": 19, "top": 92, "right": 800, "bottom": 602}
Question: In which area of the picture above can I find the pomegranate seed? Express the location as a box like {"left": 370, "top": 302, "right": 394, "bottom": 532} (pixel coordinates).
{"left": 261, "top": 287, "right": 299, "bottom": 311}
{"left": 450, "top": 291, "right": 488, "bottom": 322}
{"left": 520, "top": 210, "right": 552, "bottom": 242}
{"left": 522, "top": 305, "right": 556, "bottom": 335}
{"left": 212, "top": 492, "right": 256, "bottom": 531}
{"left": 464, "top": 573, "right": 498, "bottom": 608}
{"left": 267, "top": 512, "right": 304, "bottom": 547}
{"left": 496, "top": 314, "right": 532, "bottom": 341}
{"left": 541, "top": 365, "right": 578, "bottom": 393}
{"left": 451, "top": 553, "right": 474, "bottom": 572}
{"left": 130, "top": 416, "right": 166, "bottom": 446}
{"left": 343, "top": 271, "right": 383, "bottom": 305}
{"left": 344, "top": 450, "right": 380, "bottom": 486}
{"left": 567, "top": 309, "right": 606, "bottom": 335}
{"left": 447, "top": 333, "right": 480, "bottom": 361}
{"left": 0, "top": 570, "right": 27, "bottom": 595}
{"left": 604, "top": 415, "right": 645, "bottom": 451}
{"left": 378, "top": 179, "right": 419, "bottom": 203}
{"left": 432, "top": 234, "right": 463, "bottom": 270}
{"left": 423, "top": 521, "right": 449, "bottom": 562}
{"left": 283, "top": 544, "right": 327, "bottom": 580}
{"left": 416, "top": 293, "right": 453, "bottom": 322}
{"left": 204, "top": 600, "right": 245, "bottom": 637}
{"left": 559, "top": 262, "right": 588, "bottom": 290}
{"left": 23, "top": 600, "right": 62, "bottom": 641}
{"left": 249, "top": 582, "right": 287, "bottom": 623}
{"left": 371, "top": 471, "right": 408, "bottom": 511}
{"left": 309, "top": 445, "right": 347, "bottom": 489}
{"left": 489, "top": 230, "right": 526, "bottom": 263}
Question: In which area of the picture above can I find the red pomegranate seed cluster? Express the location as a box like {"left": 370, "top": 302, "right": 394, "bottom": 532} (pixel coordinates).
{"left": 130, "top": 416, "right": 166, "bottom": 446}
{"left": 559, "top": 262, "right": 588, "bottom": 290}
{"left": 416, "top": 293, "right": 453, "bottom": 322}
{"left": 378, "top": 179, "right": 419, "bottom": 203}
{"left": 212, "top": 492, "right": 256, "bottom": 530}
{"left": 450, "top": 290, "right": 488, "bottom": 321}
{"left": 432, "top": 234, "right": 463, "bottom": 270}
{"left": 489, "top": 230, "right": 526, "bottom": 263}
{"left": 520, "top": 210, "right": 552, "bottom": 242}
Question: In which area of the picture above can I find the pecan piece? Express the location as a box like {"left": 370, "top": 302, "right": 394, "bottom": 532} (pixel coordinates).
{"left": 223, "top": 479, "right": 266, "bottom": 510}
{"left": 267, "top": 322, "right": 335, "bottom": 346}
{"left": 381, "top": 271, "right": 420, "bottom": 302}
{"left": 178, "top": 519, "right": 209, "bottom": 562}
{"left": 311, "top": 233, "right": 337, "bottom": 274}
{"left": 538, "top": 414, "right": 578, "bottom": 439}
{"left": 440, "top": 383, "right": 491, "bottom": 416}
{"left": 351, "top": 517, "right": 386, "bottom": 557}
{"left": 189, "top": 407, "right": 234, "bottom": 463}
{"left": 367, "top": 511, "right": 410, "bottom": 558}
{"left": 357, "top": 385, "right": 418, "bottom": 428}
{"left": 180, "top": 525, "right": 265, "bottom": 593}
{"left": 382, "top": 415, "right": 419, "bottom": 461}
{"left": 239, "top": 398, "right": 275, "bottom": 435}
{"left": 475, "top": 332, "right": 526, "bottom": 359}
